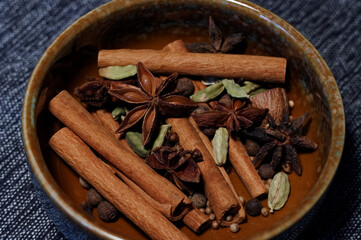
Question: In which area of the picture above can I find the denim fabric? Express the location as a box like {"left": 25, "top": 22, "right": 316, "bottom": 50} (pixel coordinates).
{"left": 0, "top": 0, "right": 360, "bottom": 239}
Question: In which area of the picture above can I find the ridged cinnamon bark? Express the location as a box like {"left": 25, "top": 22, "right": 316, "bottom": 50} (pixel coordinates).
{"left": 98, "top": 49, "right": 286, "bottom": 83}
{"left": 94, "top": 109, "right": 210, "bottom": 232}
{"left": 49, "top": 128, "right": 189, "bottom": 240}
{"left": 49, "top": 91, "right": 191, "bottom": 220}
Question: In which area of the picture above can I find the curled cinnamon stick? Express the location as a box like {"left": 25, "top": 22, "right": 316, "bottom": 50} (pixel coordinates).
{"left": 49, "top": 91, "right": 192, "bottom": 220}
{"left": 98, "top": 49, "right": 286, "bottom": 83}
{"left": 193, "top": 81, "right": 267, "bottom": 198}
{"left": 94, "top": 109, "right": 210, "bottom": 232}
{"left": 49, "top": 128, "right": 189, "bottom": 240}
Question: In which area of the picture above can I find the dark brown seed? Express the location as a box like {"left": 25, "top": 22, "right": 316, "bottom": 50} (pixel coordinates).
{"left": 97, "top": 201, "right": 118, "bottom": 222}
{"left": 86, "top": 188, "right": 103, "bottom": 207}
{"left": 192, "top": 149, "right": 203, "bottom": 162}
{"left": 175, "top": 77, "right": 195, "bottom": 96}
{"left": 81, "top": 201, "right": 93, "bottom": 215}
{"left": 189, "top": 192, "right": 207, "bottom": 209}
{"left": 201, "top": 127, "right": 217, "bottom": 137}
{"left": 258, "top": 163, "right": 276, "bottom": 179}
{"left": 192, "top": 105, "right": 211, "bottom": 115}
{"left": 245, "top": 198, "right": 262, "bottom": 216}
{"left": 244, "top": 139, "right": 261, "bottom": 156}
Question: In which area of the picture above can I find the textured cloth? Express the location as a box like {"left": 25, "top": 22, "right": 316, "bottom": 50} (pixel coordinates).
{"left": 0, "top": 0, "right": 360, "bottom": 239}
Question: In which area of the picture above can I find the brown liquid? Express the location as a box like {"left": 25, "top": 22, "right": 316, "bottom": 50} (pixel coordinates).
{"left": 40, "top": 27, "right": 322, "bottom": 239}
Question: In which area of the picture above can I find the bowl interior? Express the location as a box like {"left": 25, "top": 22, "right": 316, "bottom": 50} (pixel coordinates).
{"left": 24, "top": 1, "right": 344, "bottom": 239}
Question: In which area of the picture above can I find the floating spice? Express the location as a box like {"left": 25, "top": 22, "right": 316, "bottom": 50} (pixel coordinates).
{"left": 99, "top": 65, "right": 137, "bottom": 80}
{"left": 146, "top": 145, "right": 202, "bottom": 193}
{"left": 268, "top": 172, "right": 290, "bottom": 213}
{"left": 244, "top": 111, "right": 317, "bottom": 175}
{"left": 190, "top": 81, "right": 224, "bottom": 102}
{"left": 212, "top": 127, "right": 229, "bottom": 166}
{"left": 186, "top": 16, "right": 244, "bottom": 54}
{"left": 109, "top": 62, "right": 197, "bottom": 145}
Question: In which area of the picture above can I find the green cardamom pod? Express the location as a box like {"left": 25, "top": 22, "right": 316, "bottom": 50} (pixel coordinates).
{"left": 242, "top": 81, "right": 262, "bottom": 94}
{"left": 212, "top": 128, "right": 229, "bottom": 166}
{"left": 249, "top": 87, "right": 268, "bottom": 96}
{"left": 125, "top": 131, "right": 150, "bottom": 158}
{"left": 99, "top": 65, "right": 137, "bottom": 80}
{"left": 222, "top": 79, "right": 249, "bottom": 99}
{"left": 112, "top": 107, "right": 126, "bottom": 121}
{"left": 190, "top": 81, "right": 224, "bottom": 102}
{"left": 268, "top": 172, "right": 290, "bottom": 213}
{"left": 152, "top": 124, "right": 171, "bottom": 149}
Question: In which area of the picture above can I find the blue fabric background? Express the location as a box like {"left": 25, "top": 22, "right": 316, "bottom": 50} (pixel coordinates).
{"left": 0, "top": 0, "right": 360, "bottom": 239}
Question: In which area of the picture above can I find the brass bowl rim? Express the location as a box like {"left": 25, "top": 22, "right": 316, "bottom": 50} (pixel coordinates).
{"left": 22, "top": 0, "right": 345, "bottom": 239}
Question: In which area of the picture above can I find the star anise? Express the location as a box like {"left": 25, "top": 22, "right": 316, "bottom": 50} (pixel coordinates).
{"left": 186, "top": 16, "right": 244, "bottom": 53}
{"left": 108, "top": 62, "right": 198, "bottom": 145}
{"left": 73, "top": 77, "right": 136, "bottom": 107}
{"left": 244, "top": 111, "right": 318, "bottom": 176}
{"left": 191, "top": 96, "right": 268, "bottom": 135}
{"left": 145, "top": 145, "right": 202, "bottom": 194}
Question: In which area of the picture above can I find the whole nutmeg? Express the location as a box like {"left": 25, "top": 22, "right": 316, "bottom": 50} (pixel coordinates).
{"left": 189, "top": 192, "right": 207, "bottom": 209}
{"left": 97, "top": 201, "right": 118, "bottom": 222}
{"left": 86, "top": 188, "right": 103, "bottom": 207}
{"left": 258, "top": 163, "right": 276, "bottom": 179}
{"left": 245, "top": 198, "right": 262, "bottom": 216}
{"left": 244, "top": 139, "right": 260, "bottom": 156}
{"left": 175, "top": 77, "right": 194, "bottom": 96}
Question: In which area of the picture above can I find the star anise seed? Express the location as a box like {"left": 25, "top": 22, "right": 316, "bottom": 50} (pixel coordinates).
{"left": 186, "top": 16, "right": 244, "bottom": 54}
{"left": 108, "top": 62, "right": 197, "bottom": 145}
{"left": 244, "top": 111, "right": 317, "bottom": 176}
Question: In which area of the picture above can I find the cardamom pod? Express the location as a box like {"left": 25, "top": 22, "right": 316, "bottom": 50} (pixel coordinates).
{"left": 152, "top": 124, "right": 171, "bottom": 149}
{"left": 190, "top": 81, "right": 224, "bottom": 102}
{"left": 268, "top": 172, "right": 290, "bottom": 213}
{"left": 125, "top": 131, "right": 150, "bottom": 158}
{"left": 112, "top": 107, "right": 126, "bottom": 121}
{"left": 212, "top": 128, "right": 229, "bottom": 166}
{"left": 222, "top": 79, "right": 249, "bottom": 99}
{"left": 242, "top": 81, "right": 262, "bottom": 94}
{"left": 99, "top": 65, "right": 137, "bottom": 80}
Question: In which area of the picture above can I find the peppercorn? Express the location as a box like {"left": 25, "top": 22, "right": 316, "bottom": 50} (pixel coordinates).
{"left": 81, "top": 201, "right": 93, "bottom": 215}
{"left": 175, "top": 77, "right": 194, "bottom": 96}
{"left": 79, "top": 176, "right": 91, "bottom": 189}
{"left": 97, "top": 201, "right": 118, "bottom": 222}
{"left": 244, "top": 139, "right": 260, "bottom": 156}
{"left": 230, "top": 223, "right": 240, "bottom": 233}
{"left": 209, "top": 213, "right": 216, "bottom": 221}
{"left": 261, "top": 207, "right": 269, "bottom": 217}
{"left": 189, "top": 192, "right": 207, "bottom": 209}
{"left": 192, "top": 149, "right": 203, "bottom": 162}
{"left": 86, "top": 188, "right": 103, "bottom": 207}
{"left": 258, "top": 163, "right": 276, "bottom": 179}
{"left": 238, "top": 196, "right": 246, "bottom": 205}
{"left": 205, "top": 207, "right": 212, "bottom": 215}
{"left": 212, "top": 221, "right": 220, "bottom": 229}
{"left": 245, "top": 198, "right": 262, "bottom": 216}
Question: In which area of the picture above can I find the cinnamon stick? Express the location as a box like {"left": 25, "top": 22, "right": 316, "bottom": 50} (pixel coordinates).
{"left": 49, "top": 128, "right": 189, "bottom": 240}
{"left": 49, "top": 91, "right": 192, "bottom": 220}
{"left": 94, "top": 109, "right": 210, "bottom": 231}
{"left": 193, "top": 81, "right": 267, "bottom": 198}
{"left": 167, "top": 117, "right": 240, "bottom": 227}
{"left": 98, "top": 49, "right": 286, "bottom": 83}
{"left": 251, "top": 87, "right": 289, "bottom": 125}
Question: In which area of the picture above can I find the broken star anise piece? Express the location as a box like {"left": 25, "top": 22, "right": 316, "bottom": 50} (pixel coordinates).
{"left": 186, "top": 16, "right": 244, "bottom": 53}
{"left": 108, "top": 62, "right": 198, "bottom": 145}
{"left": 244, "top": 111, "right": 318, "bottom": 176}
{"left": 74, "top": 79, "right": 110, "bottom": 108}
{"left": 146, "top": 145, "right": 202, "bottom": 194}
{"left": 191, "top": 97, "right": 268, "bottom": 135}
